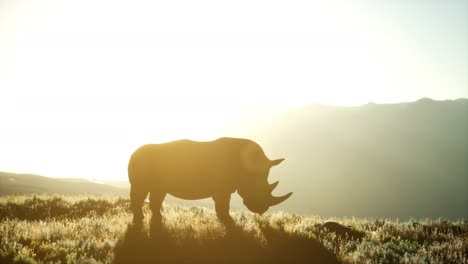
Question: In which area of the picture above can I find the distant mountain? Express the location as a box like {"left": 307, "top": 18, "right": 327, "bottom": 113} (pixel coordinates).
{"left": 258, "top": 98, "right": 468, "bottom": 219}
{"left": 103, "top": 180, "right": 130, "bottom": 190}
{"left": 0, "top": 172, "right": 128, "bottom": 196}
{"left": 1, "top": 99, "right": 466, "bottom": 219}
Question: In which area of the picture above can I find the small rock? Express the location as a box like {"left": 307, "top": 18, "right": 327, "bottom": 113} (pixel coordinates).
{"left": 320, "top": 222, "right": 365, "bottom": 240}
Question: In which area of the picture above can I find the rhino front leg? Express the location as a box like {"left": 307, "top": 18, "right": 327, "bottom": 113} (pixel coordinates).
{"left": 213, "top": 193, "right": 235, "bottom": 226}
{"left": 149, "top": 191, "right": 166, "bottom": 235}
{"left": 149, "top": 191, "right": 166, "bottom": 221}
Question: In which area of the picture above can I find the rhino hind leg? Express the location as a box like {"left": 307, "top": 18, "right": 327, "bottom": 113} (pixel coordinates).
{"left": 130, "top": 184, "right": 148, "bottom": 224}
{"left": 213, "top": 193, "right": 235, "bottom": 227}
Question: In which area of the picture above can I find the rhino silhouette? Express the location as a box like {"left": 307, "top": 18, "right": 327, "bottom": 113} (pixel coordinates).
{"left": 128, "top": 137, "right": 292, "bottom": 225}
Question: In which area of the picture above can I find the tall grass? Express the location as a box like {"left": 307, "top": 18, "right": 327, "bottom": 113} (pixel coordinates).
{"left": 0, "top": 195, "right": 466, "bottom": 263}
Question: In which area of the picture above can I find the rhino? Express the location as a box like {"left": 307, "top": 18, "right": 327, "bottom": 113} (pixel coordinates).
{"left": 128, "top": 137, "right": 292, "bottom": 225}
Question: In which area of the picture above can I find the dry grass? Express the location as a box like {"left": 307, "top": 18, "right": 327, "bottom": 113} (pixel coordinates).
{"left": 0, "top": 195, "right": 466, "bottom": 263}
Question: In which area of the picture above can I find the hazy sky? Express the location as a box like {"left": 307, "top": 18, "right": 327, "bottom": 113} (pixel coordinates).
{"left": 0, "top": 0, "right": 467, "bottom": 180}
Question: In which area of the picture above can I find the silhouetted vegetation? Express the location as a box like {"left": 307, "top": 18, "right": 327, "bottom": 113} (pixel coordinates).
{"left": 0, "top": 195, "right": 129, "bottom": 221}
{"left": 1, "top": 195, "right": 466, "bottom": 263}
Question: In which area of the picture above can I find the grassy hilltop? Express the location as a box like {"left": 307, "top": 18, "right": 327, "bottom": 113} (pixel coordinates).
{"left": 0, "top": 195, "right": 466, "bottom": 264}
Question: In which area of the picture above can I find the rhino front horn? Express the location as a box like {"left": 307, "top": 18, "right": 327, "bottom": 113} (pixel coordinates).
{"left": 269, "top": 192, "right": 293, "bottom": 206}
{"left": 270, "top": 158, "right": 285, "bottom": 167}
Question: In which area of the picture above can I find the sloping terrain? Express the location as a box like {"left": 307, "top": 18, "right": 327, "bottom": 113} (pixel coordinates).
{"left": 1, "top": 99, "right": 467, "bottom": 219}
{"left": 256, "top": 99, "right": 468, "bottom": 219}
{"left": 0, "top": 195, "right": 466, "bottom": 264}
{"left": 0, "top": 172, "right": 128, "bottom": 196}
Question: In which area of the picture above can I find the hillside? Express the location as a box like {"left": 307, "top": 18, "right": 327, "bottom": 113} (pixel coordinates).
{"left": 255, "top": 98, "right": 468, "bottom": 219}
{"left": 1, "top": 195, "right": 466, "bottom": 264}
{"left": 0, "top": 172, "right": 128, "bottom": 196}
{"left": 1, "top": 99, "right": 466, "bottom": 220}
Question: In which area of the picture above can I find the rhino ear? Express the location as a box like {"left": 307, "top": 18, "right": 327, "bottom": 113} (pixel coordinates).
{"left": 270, "top": 158, "right": 285, "bottom": 167}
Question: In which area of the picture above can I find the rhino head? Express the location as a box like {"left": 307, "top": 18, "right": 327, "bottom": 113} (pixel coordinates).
{"left": 237, "top": 142, "right": 293, "bottom": 214}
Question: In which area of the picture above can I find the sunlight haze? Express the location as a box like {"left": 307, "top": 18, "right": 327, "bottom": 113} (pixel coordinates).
{"left": 0, "top": 0, "right": 467, "bottom": 181}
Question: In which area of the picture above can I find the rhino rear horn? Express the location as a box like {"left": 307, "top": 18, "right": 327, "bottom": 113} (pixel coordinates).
{"left": 270, "top": 158, "right": 285, "bottom": 167}
{"left": 269, "top": 192, "right": 293, "bottom": 206}
{"left": 269, "top": 181, "right": 279, "bottom": 192}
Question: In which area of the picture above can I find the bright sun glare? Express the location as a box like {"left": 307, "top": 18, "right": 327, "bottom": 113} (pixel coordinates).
{"left": 0, "top": 0, "right": 466, "bottom": 180}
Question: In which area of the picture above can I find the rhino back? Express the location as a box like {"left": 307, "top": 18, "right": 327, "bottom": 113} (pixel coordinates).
{"left": 128, "top": 138, "right": 250, "bottom": 194}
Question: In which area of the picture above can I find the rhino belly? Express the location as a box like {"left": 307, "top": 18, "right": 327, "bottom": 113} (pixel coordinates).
{"left": 167, "top": 188, "right": 213, "bottom": 200}
{"left": 162, "top": 171, "right": 229, "bottom": 200}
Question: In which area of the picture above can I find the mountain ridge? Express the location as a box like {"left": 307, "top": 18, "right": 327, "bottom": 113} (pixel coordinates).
{"left": 1, "top": 98, "right": 467, "bottom": 219}
{"left": 258, "top": 98, "right": 468, "bottom": 219}
{"left": 0, "top": 172, "right": 128, "bottom": 196}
